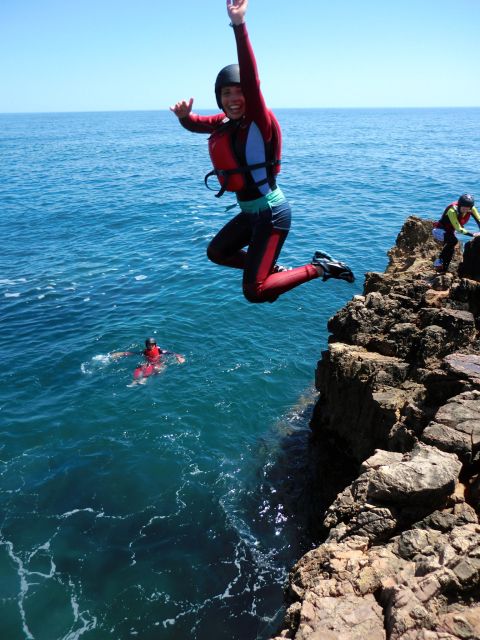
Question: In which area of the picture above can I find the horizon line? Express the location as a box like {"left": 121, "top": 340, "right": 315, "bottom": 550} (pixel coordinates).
{"left": 1, "top": 105, "right": 480, "bottom": 116}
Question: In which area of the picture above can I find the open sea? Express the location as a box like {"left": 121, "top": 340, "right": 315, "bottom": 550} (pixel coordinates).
{"left": 1, "top": 107, "right": 479, "bottom": 639}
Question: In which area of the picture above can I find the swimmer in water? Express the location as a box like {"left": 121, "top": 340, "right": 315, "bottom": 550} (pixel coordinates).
{"left": 111, "top": 337, "right": 185, "bottom": 386}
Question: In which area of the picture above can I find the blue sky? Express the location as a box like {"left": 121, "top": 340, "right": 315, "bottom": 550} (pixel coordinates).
{"left": 1, "top": 0, "right": 479, "bottom": 113}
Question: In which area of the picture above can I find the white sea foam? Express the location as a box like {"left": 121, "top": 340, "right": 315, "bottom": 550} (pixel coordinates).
{"left": 60, "top": 507, "right": 97, "bottom": 518}
{"left": 2, "top": 539, "right": 35, "bottom": 639}
{"left": 0, "top": 279, "right": 22, "bottom": 285}
{"left": 81, "top": 354, "right": 111, "bottom": 374}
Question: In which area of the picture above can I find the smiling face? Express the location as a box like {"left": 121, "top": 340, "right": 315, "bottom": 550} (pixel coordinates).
{"left": 220, "top": 85, "right": 245, "bottom": 120}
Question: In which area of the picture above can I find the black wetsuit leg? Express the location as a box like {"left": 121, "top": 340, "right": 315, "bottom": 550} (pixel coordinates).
{"left": 207, "top": 202, "right": 319, "bottom": 303}
{"left": 207, "top": 211, "right": 253, "bottom": 269}
{"left": 440, "top": 228, "right": 458, "bottom": 269}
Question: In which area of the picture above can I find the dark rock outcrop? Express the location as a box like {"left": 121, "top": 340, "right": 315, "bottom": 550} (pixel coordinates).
{"left": 272, "top": 217, "right": 480, "bottom": 640}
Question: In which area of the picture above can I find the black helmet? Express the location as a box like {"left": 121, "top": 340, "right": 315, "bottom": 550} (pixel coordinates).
{"left": 458, "top": 193, "right": 474, "bottom": 209}
{"left": 145, "top": 337, "right": 157, "bottom": 348}
{"left": 214, "top": 64, "right": 240, "bottom": 110}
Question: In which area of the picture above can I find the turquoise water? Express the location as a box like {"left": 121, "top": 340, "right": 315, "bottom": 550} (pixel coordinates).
{"left": 1, "top": 108, "right": 479, "bottom": 639}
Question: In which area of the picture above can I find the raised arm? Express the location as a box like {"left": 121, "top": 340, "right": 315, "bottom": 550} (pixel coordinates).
{"left": 170, "top": 98, "right": 194, "bottom": 119}
{"left": 170, "top": 96, "right": 225, "bottom": 134}
{"left": 227, "top": 0, "right": 248, "bottom": 25}
{"left": 227, "top": 1, "right": 272, "bottom": 140}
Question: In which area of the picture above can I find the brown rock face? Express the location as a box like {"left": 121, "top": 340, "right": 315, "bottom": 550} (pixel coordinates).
{"left": 314, "top": 216, "right": 480, "bottom": 462}
{"left": 271, "top": 217, "right": 480, "bottom": 640}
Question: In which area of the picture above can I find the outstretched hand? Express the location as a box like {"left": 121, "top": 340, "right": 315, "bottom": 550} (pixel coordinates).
{"left": 227, "top": 0, "right": 248, "bottom": 25}
{"left": 170, "top": 98, "right": 194, "bottom": 119}
{"left": 109, "top": 351, "right": 130, "bottom": 360}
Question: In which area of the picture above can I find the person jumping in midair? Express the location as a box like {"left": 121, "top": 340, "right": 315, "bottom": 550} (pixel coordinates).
{"left": 170, "top": 0, "right": 354, "bottom": 304}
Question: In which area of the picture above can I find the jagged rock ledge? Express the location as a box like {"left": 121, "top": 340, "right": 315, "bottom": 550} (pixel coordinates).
{"left": 272, "top": 217, "right": 480, "bottom": 640}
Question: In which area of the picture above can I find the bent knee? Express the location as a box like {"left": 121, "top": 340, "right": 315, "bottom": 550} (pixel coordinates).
{"left": 206, "top": 244, "right": 222, "bottom": 265}
{"left": 242, "top": 282, "right": 275, "bottom": 304}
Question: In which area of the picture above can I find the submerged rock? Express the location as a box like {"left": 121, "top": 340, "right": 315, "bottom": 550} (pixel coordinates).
{"left": 271, "top": 217, "right": 480, "bottom": 640}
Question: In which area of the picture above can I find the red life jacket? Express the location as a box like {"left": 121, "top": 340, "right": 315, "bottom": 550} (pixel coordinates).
{"left": 438, "top": 201, "right": 471, "bottom": 230}
{"left": 205, "top": 120, "right": 281, "bottom": 198}
{"left": 143, "top": 346, "right": 162, "bottom": 363}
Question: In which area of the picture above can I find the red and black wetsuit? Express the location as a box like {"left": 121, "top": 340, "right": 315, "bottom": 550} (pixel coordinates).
{"left": 179, "top": 22, "right": 319, "bottom": 303}
{"left": 133, "top": 346, "right": 164, "bottom": 380}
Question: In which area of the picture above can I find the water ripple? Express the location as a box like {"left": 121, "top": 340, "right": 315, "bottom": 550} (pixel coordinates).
{"left": 1, "top": 108, "right": 479, "bottom": 639}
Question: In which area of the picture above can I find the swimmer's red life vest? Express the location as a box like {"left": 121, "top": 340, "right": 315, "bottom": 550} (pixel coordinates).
{"left": 143, "top": 346, "right": 162, "bottom": 364}
{"left": 204, "top": 120, "right": 281, "bottom": 198}
{"left": 436, "top": 201, "right": 472, "bottom": 231}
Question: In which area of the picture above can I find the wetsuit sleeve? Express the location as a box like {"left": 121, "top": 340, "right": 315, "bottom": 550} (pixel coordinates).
{"left": 159, "top": 349, "right": 184, "bottom": 359}
{"left": 472, "top": 207, "right": 480, "bottom": 228}
{"left": 113, "top": 351, "right": 139, "bottom": 357}
{"left": 233, "top": 22, "right": 272, "bottom": 142}
{"left": 179, "top": 113, "right": 226, "bottom": 134}
{"left": 446, "top": 207, "right": 466, "bottom": 233}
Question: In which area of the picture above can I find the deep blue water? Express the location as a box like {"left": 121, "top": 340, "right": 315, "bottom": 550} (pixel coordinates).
{"left": 1, "top": 108, "right": 479, "bottom": 639}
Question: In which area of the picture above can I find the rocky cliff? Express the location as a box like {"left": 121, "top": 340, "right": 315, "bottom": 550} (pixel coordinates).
{"left": 272, "top": 216, "right": 480, "bottom": 640}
